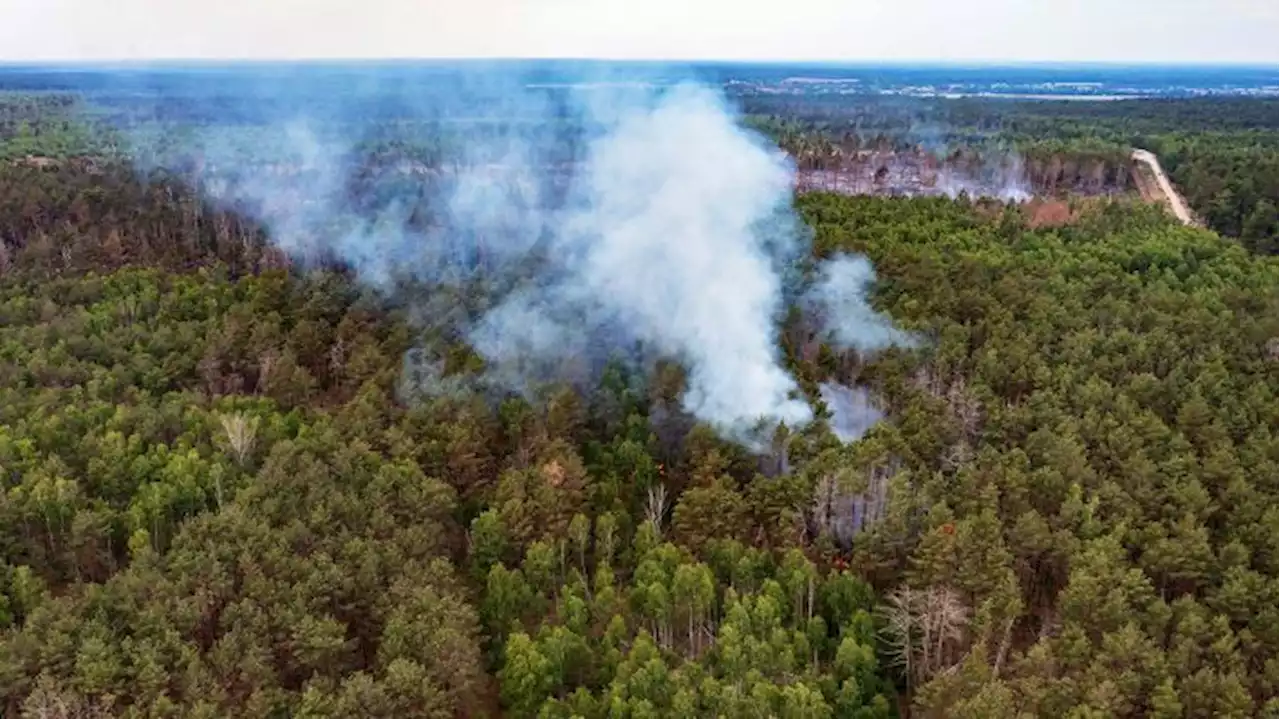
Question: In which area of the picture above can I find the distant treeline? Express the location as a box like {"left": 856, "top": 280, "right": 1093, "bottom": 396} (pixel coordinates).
{"left": 1, "top": 91, "right": 1277, "bottom": 253}
{"left": 745, "top": 97, "right": 1279, "bottom": 254}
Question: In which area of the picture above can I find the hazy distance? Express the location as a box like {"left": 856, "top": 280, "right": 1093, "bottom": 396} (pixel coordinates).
{"left": 2, "top": 0, "right": 1277, "bottom": 65}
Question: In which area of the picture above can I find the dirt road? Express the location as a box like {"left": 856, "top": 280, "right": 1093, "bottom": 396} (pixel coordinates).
{"left": 1131, "top": 149, "right": 1195, "bottom": 225}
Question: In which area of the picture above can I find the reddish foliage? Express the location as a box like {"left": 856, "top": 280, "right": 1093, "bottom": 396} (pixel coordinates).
{"left": 1026, "top": 199, "right": 1074, "bottom": 228}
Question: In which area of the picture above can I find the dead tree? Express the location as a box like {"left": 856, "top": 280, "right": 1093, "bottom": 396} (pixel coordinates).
{"left": 880, "top": 585, "right": 970, "bottom": 692}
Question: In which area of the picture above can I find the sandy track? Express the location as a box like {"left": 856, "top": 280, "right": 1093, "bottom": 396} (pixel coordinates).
{"left": 1131, "top": 149, "right": 1194, "bottom": 225}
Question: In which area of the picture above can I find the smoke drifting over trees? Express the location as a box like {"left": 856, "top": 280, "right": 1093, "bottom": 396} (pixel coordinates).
{"left": 817, "top": 382, "right": 883, "bottom": 443}
{"left": 805, "top": 254, "right": 918, "bottom": 353}
{"left": 130, "top": 71, "right": 911, "bottom": 443}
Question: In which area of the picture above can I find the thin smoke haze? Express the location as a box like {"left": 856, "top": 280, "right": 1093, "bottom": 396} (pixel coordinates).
{"left": 819, "top": 382, "right": 884, "bottom": 443}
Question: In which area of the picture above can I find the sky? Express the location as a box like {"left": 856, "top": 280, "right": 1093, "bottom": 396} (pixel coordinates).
{"left": 2, "top": 0, "right": 1277, "bottom": 65}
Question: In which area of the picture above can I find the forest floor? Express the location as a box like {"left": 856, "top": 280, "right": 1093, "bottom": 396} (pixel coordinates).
{"left": 1131, "top": 148, "right": 1196, "bottom": 225}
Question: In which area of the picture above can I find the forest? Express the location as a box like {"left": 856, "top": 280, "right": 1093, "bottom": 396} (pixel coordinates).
{"left": 746, "top": 97, "right": 1279, "bottom": 254}
{"left": 0, "top": 86, "right": 1277, "bottom": 718}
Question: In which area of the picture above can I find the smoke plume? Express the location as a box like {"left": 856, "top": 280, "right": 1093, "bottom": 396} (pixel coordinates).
{"left": 128, "top": 67, "right": 912, "bottom": 444}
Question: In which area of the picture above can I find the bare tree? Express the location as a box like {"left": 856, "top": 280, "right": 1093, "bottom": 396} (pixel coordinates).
{"left": 328, "top": 338, "right": 347, "bottom": 381}
{"left": 811, "top": 472, "right": 836, "bottom": 539}
{"left": 219, "top": 411, "right": 260, "bottom": 468}
{"left": 911, "top": 365, "right": 947, "bottom": 399}
{"left": 810, "top": 455, "right": 899, "bottom": 545}
{"left": 880, "top": 585, "right": 970, "bottom": 691}
{"left": 945, "top": 375, "right": 983, "bottom": 442}
{"left": 256, "top": 350, "right": 279, "bottom": 395}
{"left": 644, "top": 484, "right": 668, "bottom": 539}
{"left": 881, "top": 587, "right": 917, "bottom": 687}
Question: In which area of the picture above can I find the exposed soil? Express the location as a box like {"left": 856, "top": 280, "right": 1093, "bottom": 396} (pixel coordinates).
{"left": 1025, "top": 199, "right": 1076, "bottom": 228}
{"left": 1130, "top": 149, "right": 1195, "bottom": 225}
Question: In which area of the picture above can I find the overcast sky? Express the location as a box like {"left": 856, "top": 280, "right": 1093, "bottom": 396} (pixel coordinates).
{"left": 2, "top": 0, "right": 1277, "bottom": 64}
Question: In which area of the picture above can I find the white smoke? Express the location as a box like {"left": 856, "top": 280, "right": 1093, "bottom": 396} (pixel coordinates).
{"left": 141, "top": 75, "right": 915, "bottom": 445}
{"left": 819, "top": 382, "right": 884, "bottom": 443}
{"left": 566, "top": 86, "right": 811, "bottom": 432}
{"left": 935, "top": 151, "right": 1032, "bottom": 203}
{"left": 463, "top": 85, "right": 812, "bottom": 439}
{"left": 805, "top": 253, "right": 917, "bottom": 353}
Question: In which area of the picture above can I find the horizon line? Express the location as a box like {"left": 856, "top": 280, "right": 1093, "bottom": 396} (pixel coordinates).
{"left": 0, "top": 57, "right": 1276, "bottom": 69}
